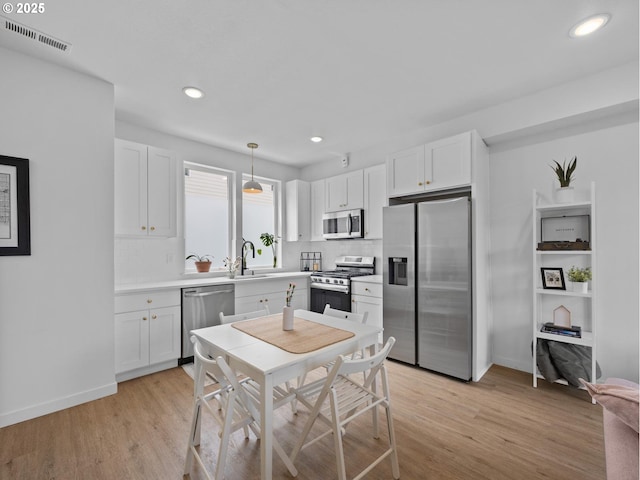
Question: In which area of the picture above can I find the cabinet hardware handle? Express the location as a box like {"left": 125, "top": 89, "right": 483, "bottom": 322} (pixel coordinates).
{"left": 418, "top": 182, "right": 423, "bottom": 186}
{"left": 425, "top": 180, "right": 431, "bottom": 185}
{"left": 264, "top": 299, "right": 268, "bottom": 302}
{"left": 142, "top": 316, "right": 148, "bottom": 321}
{"left": 365, "top": 288, "right": 370, "bottom": 292}
{"left": 259, "top": 299, "right": 263, "bottom": 303}
{"left": 147, "top": 299, "right": 152, "bottom": 303}
{"left": 150, "top": 226, "right": 155, "bottom": 231}
{"left": 141, "top": 226, "right": 146, "bottom": 230}
{"left": 152, "top": 314, "right": 157, "bottom": 319}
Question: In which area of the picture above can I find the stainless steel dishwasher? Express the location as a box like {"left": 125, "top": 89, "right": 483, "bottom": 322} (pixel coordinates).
{"left": 181, "top": 284, "right": 235, "bottom": 363}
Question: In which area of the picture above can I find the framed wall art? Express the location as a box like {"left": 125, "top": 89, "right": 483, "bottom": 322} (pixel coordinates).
{"left": 0, "top": 155, "right": 31, "bottom": 256}
{"left": 540, "top": 267, "right": 565, "bottom": 290}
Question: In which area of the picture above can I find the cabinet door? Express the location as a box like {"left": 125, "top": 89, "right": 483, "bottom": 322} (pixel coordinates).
{"left": 115, "top": 140, "right": 147, "bottom": 235}
{"left": 285, "top": 180, "right": 310, "bottom": 241}
{"left": 364, "top": 165, "right": 386, "bottom": 239}
{"left": 235, "top": 294, "right": 270, "bottom": 314}
{"left": 115, "top": 310, "right": 150, "bottom": 373}
{"left": 352, "top": 294, "right": 383, "bottom": 343}
{"left": 149, "top": 305, "right": 181, "bottom": 364}
{"left": 424, "top": 131, "right": 471, "bottom": 191}
{"left": 147, "top": 147, "right": 177, "bottom": 237}
{"left": 386, "top": 145, "right": 425, "bottom": 197}
{"left": 326, "top": 171, "right": 364, "bottom": 211}
{"left": 325, "top": 175, "right": 348, "bottom": 212}
{"left": 310, "top": 179, "right": 325, "bottom": 241}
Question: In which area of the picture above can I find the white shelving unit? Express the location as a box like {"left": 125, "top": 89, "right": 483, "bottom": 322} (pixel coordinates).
{"left": 532, "top": 182, "right": 597, "bottom": 395}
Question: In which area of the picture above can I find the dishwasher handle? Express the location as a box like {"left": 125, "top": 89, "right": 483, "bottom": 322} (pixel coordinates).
{"left": 183, "top": 289, "right": 234, "bottom": 298}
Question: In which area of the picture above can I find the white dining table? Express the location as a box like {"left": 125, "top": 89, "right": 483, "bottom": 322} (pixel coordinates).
{"left": 190, "top": 308, "right": 382, "bottom": 480}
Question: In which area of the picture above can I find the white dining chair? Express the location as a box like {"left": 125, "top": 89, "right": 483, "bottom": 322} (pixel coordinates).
{"left": 184, "top": 337, "right": 298, "bottom": 480}
{"left": 290, "top": 337, "right": 400, "bottom": 480}
{"left": 323, "top": 304, "right": 368, "bottom": 325}
{"left": 219, "top": 305, "right": 270, "bottom": 324}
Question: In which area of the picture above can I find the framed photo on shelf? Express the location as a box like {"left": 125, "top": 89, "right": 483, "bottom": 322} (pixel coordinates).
{"left": 0, "top": 155, "right": 31, "bottom": 256}
{"left": 540, "top": 267, "right": 565, "bottom": 290}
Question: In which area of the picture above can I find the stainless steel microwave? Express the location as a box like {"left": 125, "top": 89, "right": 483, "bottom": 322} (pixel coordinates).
{"left": 322, "top": 209, "right": 364, "bottom": 239}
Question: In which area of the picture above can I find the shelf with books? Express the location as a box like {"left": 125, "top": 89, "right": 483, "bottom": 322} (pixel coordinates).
{"left": 532, "top": 182, "right": 597, "bottom": 398}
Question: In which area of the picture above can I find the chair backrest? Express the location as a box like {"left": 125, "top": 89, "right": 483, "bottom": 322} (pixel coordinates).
{"left": 219, "top": 305, "right": 270, "bottom": 324}
{"left": 323, "top": 304, "right": 368, "bottom": 324}
{"left": 329, "top": 336, "right": 396, "bottom": 388}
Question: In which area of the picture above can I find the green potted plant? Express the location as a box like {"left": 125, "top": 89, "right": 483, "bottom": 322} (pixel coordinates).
{"left": 567, "top": 266, "right": 591, "bottom": 293}
{"left": 550, "top": 156, "right": 577, "bottom": 203}
{"left": 259, "top": 233, "right": 279, "bottom": 268}
{"left": 186, "top": 253, "right": 213, "bottom": 273}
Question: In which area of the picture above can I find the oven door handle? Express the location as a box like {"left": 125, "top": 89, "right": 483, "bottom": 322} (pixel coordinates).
{"left": 311, "top": 284, "right": 350, "bottom": 294}
{"left": 183, "top": 289, "right": 234, "bottom": 297}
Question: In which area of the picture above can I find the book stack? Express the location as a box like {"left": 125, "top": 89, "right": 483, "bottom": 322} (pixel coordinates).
{"left": 541, "top": 322, "right": 582, "bottom": 338}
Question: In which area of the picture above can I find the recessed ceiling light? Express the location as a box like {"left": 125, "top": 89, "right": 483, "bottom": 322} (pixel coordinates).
{"left": 183, "top": 86, "right": 205, "bottom": 99}
{"left": 569, "top": 13, "right": 610, "bottom": 38}
{"left": 310, "top": 136, "right": 323, "bottom": 143}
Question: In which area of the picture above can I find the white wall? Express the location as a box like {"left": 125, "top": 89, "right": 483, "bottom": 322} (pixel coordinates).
{"left": 0, "top": 47, "right": 116, "bottom": 426}
{"left": 490, "top": 122, "right": 639, "bottom": 382}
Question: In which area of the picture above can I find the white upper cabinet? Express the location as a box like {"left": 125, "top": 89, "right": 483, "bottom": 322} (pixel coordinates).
{"left": 115, "top": 139, "right": 177, "bottom": 237}
{"left": 325, "top": 170, "right": 364, "bottom": 212}
{"left": 310, "top": 179, "right": 325, "bottom": 241}
{"left": 386, "top": 145, "right": 425, "bottom": 197}
{"left": 387, "top": 131, "right": 472, "bottom": 197}
{"left": 424, "top": 131, "right": 471, "bottom": 191}
{"left": 285, "top": 179, "right": 310, "bottom": 241}
{"left": 363, "top": 164, "right": 386, "bottom": 239}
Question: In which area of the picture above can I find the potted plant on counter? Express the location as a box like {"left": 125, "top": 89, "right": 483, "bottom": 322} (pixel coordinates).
{"left": 259, "top": 233, "right": 279, "bottom": 268}
{"left": 223, "top": 256, "right": 241, "bottom": 279}
{"left": 567, "top": 266, "right": 591, "bottom": 294}
{"left": 186, "top": 253, "right": 213, "bottom": 273}
{"left": 550, "top": 156, "right": 577, "bottom": 203}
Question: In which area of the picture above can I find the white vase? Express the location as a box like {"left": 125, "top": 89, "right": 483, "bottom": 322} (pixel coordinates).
{"left": 555, "top": 186, "right": 574, "bottom": 204}
{"left": 572, "top": 281, "right": 588, "bottom": 294}
{"left": 227, "top": 271, "right": 236, "bottom": 279}
{"left": 282, "top": 305, "right": 294, "bottom": 331}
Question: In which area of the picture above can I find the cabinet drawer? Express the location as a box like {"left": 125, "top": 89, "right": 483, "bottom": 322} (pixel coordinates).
{"left": 115, "top": 290, "right": 180, "bottom": 313}
{"left": 351, "top": 282, "right": 382, "bottom": 298}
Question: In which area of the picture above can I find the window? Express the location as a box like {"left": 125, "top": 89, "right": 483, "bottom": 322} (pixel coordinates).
{"left": 242, "top": 175, "right": 280, "bottom": 269}
{"left": 184, "top": 163, "right": 233, "bottom": 270}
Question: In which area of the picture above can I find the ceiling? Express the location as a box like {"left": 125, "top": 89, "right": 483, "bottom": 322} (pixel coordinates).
{"left": 1, "top": 1, "right": 637, "bottom": 167}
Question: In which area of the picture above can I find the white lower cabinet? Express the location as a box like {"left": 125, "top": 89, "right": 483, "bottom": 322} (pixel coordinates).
{"left": 351, "top": 279, "right": 383, "bottom": 344}
{"left": 235, "top": 277, "right": 309, "bottom": 314}
{"left": 115, "top": 289, "right": 181, "bottom": 380}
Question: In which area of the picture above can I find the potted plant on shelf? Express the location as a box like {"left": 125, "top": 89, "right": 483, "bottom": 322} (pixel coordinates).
{"left": 223, "top": 256, "right": 241, "bottom": 279}
{"left": 186, "top": 253, "right": 213, "bottom": 273}
{"left": 259, "top": 233, "right": 279, "bottom": 268}
{"left": 550, "top": 156, "right": 577, "bottom": 203}
{"left": 567, "top": 266, "right": 591, "bottom": 294}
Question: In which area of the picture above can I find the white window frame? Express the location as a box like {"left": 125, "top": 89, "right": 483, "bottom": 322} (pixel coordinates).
{"left": 241, "top": 173, "right": 282, "bottom": 270}
{"left": 184, "top": 162, "right": 235, "bottom": 272}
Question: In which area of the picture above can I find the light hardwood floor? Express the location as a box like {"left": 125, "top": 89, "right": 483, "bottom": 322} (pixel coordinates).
{"left": 1, "top": 362, "right": 605, "bottom": 479}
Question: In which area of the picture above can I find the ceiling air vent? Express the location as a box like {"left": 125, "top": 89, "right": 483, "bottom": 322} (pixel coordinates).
{"left": 1, "top": 15, "right": 71, "bottom": 53}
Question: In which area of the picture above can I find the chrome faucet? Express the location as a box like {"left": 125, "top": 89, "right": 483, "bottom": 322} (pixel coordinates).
{"left": 241, "top": 239, "right": 255, "bottom": 276}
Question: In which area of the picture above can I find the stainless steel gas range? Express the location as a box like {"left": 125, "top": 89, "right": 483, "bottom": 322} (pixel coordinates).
{"left": 309, "top": 256, "right": 375, "bottom": 313}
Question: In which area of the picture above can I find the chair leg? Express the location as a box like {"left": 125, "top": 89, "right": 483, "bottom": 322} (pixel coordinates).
{"left": 385, "top": 403, "right": 400, "bottom": 479}
{"left": 214, "top": 390, "right": 238, "bottom": 480}
{"left": 184, "top": 401, "right": 200, "bottom": 475}
{"left": 330, "top": 392, "right": 348, "bottom": 480}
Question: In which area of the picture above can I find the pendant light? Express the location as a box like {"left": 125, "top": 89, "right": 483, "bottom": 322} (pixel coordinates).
{"left": 242, "top": 142, "right": 263, "bottom": 194}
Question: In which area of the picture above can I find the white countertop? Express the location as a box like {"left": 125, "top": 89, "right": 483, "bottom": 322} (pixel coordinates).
{"left": 115, "top": 271, "right": 312, "bottom": 294}
{"left": 351, "top": 274, "right": 382, "bottom": 284}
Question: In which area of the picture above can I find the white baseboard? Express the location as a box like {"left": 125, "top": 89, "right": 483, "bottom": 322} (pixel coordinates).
{"left": 115, "top": 359, "right": 177, "bottom": 383}
{"left": 0, "top": 382, "right": 118, "bottom": 428}
{"left": 492, "top": 355, "right": 532, "bottom": 374}
{"left": 473, "top": 361, "right": 493, "bottom": 382}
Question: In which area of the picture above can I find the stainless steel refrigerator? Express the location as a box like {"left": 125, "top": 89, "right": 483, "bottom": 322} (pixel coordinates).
{"left": 383, "top": 196, "right": 472, "bottom": 380}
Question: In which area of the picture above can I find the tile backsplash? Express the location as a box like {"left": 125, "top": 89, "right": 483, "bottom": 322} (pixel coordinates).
{"left": 115, "top": 236, "right": 382, "bottom": 285}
